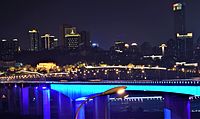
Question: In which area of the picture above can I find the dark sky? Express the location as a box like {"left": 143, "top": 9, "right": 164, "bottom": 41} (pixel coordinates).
{"left": 0, "top": 0, "right": 200, "bottom": 49}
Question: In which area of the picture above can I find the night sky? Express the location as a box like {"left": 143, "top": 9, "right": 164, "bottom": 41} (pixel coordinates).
{"left": 1, "top": 0, "right": 200, "bottom": 50}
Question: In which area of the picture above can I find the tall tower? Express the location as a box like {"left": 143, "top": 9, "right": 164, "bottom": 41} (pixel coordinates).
{"left": 173, "top": 0, "right": 186, "bottom": 34}
{"left": 29, "top": 29, "right": 40, "bottom": 51}
{"left": 79, "top": 31, "right": 91, "bottom": 50}
{"left": 173, "top": 0, "right": 193, "bottom": 61}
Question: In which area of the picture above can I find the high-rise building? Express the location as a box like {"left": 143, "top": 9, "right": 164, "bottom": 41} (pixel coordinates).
{"left": 63, "top": 27, "right": 80, "bottom": 51}
{"left": 79, "top": 31, "right": 91, "bottom": 49}
{"left": 166, "top": 39, "right": 177, "bottom": 58}
{"left": 173, "top": 0, "right": 193, "bottom": 61}
{"left": 109, "top": 41, "right": 130, "bottom": 54}
{"left": 176, "top": 33, "right": 193, "bottom": 61}
{"left": 62, "top": 24, "right": 72, "bottom": 46}
{"left": 194, "top": 37, "right": 200, "bottom": 61}
{"left": 0, "top": 39, "right": 19, "bottom": 61}
{"left": 41, "top": 34, "right": 58, "bottom": 50}
{"left": 173, "top": 0, "right": 186, "bottom": 34}
{"left": 29, "top": 29, "right": 40, "bottom": 51}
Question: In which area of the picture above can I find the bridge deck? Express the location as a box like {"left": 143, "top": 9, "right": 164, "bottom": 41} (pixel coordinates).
{"left": 1, "top": 80, "right": 200, "bottom": 99}
{"left": 0, "top": 80, "right": 200, "bottom": 86}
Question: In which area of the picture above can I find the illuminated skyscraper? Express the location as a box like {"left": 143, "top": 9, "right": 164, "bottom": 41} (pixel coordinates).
{"left": 29, "top": 29, "right": 40, "bottom": 51}
{"left": 41, "top": 34, "right": 58, "bottom": 50}
{"left": 173, "top": 0, "right": 186, "bottom": 34}
{"left": 63, "top": 27, "right": 80, "bottom": 50}
{"left": 176, "top": 33, "right": 193, "bottom": 60}
{"left": 173, "top": 0, "right": 193, "bottom": 61}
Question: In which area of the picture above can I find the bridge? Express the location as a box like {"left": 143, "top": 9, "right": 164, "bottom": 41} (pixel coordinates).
{"left": 1, "top": 79, "right": 200, "bottom": 98}
{"left": 1, "top": 79, "right": 200, "bottom": 119}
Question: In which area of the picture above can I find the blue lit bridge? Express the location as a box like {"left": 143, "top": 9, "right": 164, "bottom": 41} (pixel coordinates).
{"left": 1, "top": 79, "right": 200, "bottom": 119}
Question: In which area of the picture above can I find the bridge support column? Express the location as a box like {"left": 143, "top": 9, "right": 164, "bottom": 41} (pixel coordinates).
{"left": 57, "top": 93, "right": 73, "bottom": 119}
{"left": 43, "top": 89, "right": 51, "bottom": 119}
{"left": 164, "top": 93, "right": 191, "bottom": 119}
{"left": 34, "top": 87, "right": 43, "bottom": 116}
{"left": 93, "top": 96, "right": 110, "bottom": 119}
{"left": 74, "top": 96, "right": 110, "bottom": 119}
{"left": 20, "top": 87, "right": 29, "bottom": 115}
{"left": 74, "top": 99, "right": 86, "bottom": 119}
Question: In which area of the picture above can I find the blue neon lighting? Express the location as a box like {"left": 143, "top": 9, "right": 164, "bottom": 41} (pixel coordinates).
{"left": 50, "top": 84, "right": 200, "bottom": 99}
{"left": 43, "top": 89, "right": 50, "bottom": 119}
{"left": 22, "top": 88, "right": 29, "bottom": 115}
{"left": 164, "top": 108, "right": 171, "bottom": 119}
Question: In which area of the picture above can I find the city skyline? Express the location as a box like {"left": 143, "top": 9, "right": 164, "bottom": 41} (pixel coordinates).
{"left": 1, "top": 0, "right": 200, "bottom": 50}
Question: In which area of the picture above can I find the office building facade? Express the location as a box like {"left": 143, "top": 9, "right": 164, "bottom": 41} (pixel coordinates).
{"left": 173, "top": 0, "right": 193, "bottom": 61}
{"left": 29, "top": 29, "right": 40, "bottom": 51}
{"left": 63, "top": 27, "right": 80, "bottom": 51}
{"left": 0, "top": 39, "right": 19, "bottom": 61}
{"left": 41, "top": 34, "right": 58, "bottom": 50}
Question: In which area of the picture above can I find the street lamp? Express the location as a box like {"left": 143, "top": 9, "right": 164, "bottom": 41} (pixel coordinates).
{"left": 75, "top": 86, "right": 127, "bottom": 119}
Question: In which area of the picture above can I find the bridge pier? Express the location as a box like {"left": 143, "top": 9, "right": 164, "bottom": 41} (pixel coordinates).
{"left": 57, "top": 92, "right": 73, "bottom": 119}
{"left": 92, "top": 96, "right": 110, "bottom": 119}
{"left": 7, "top": 87, "right": 20, "bottom": 113}
{"left": 33, "top": 87, "right": 43, "bottom": 116}
{"left": 74, "top": 98, "right": 87, "bottom": 119}
{"left": 43, "top": 89, "right": 51, "bottom": 119}
{"left": 20, "top": 87, "right": 29, "bottom": 115}
{"left": 73, "top": 95, "right": 110, "bottom": 119}
{"left": 164, "top": 93, "right": 191, "bottom": 119}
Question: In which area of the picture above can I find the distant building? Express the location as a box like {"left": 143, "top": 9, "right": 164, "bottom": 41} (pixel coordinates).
{"left": 41, "top": 34, "right": 58, "bottom": 50}
{"left": 0, "top": 39, "right": 19, "bottom": 61}
{"left": 129, "top": 43, "right": 139, "bottom": 54}
{"left": 173, "top": 1, "right": 193, "bottom": 61}
{"left": 36, "top": 62, "right": 57, "bottom": 73}
{"left": 62, "top": 24, "right": 71, "bottom": 46}
{"left": 112, "top": 41, "right": 127, "bottom": 53}
{"left": 194, "top": 37, "right": 200, "bottom": 61}
{"left": 63, "top": 27, "right": 80, "bottom": 51}
{"left": 173, "top": 1, "right": 186, "bottom": 34}
{"left": 165, "top": 39, "right": 177, "bottom": 58}
{"left": 109, "top": 41, "right": 140, "bottom": 64}
{"left": 29, "top": 29, "right": 40, "bottom": 51}
{"left": 79, "top": 31, "right": 91, "bottom": 49}
{"left": 176, "top": 33, "right": 193, "bottom": 61}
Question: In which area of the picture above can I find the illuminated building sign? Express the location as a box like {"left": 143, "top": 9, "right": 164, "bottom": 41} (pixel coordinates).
{"left": 131, "top": 43, "right": 138, "bottom": 46}
{"left": 176, "top": 62, "right": 198, "bottom": 67}
{"left": 65, "top": 29, "right": 80, "bottom": 37}
{"left": 29, "top": 29, "right": 38, "bottom": 33}
{"left": 173, "top": 3, "right": 182, "bottom": 11}
{"left": 115, "top": 41, "right": 124, "bottom": 45}
{"left": 176, "top": 33, "right": 193, "bottom": 38}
